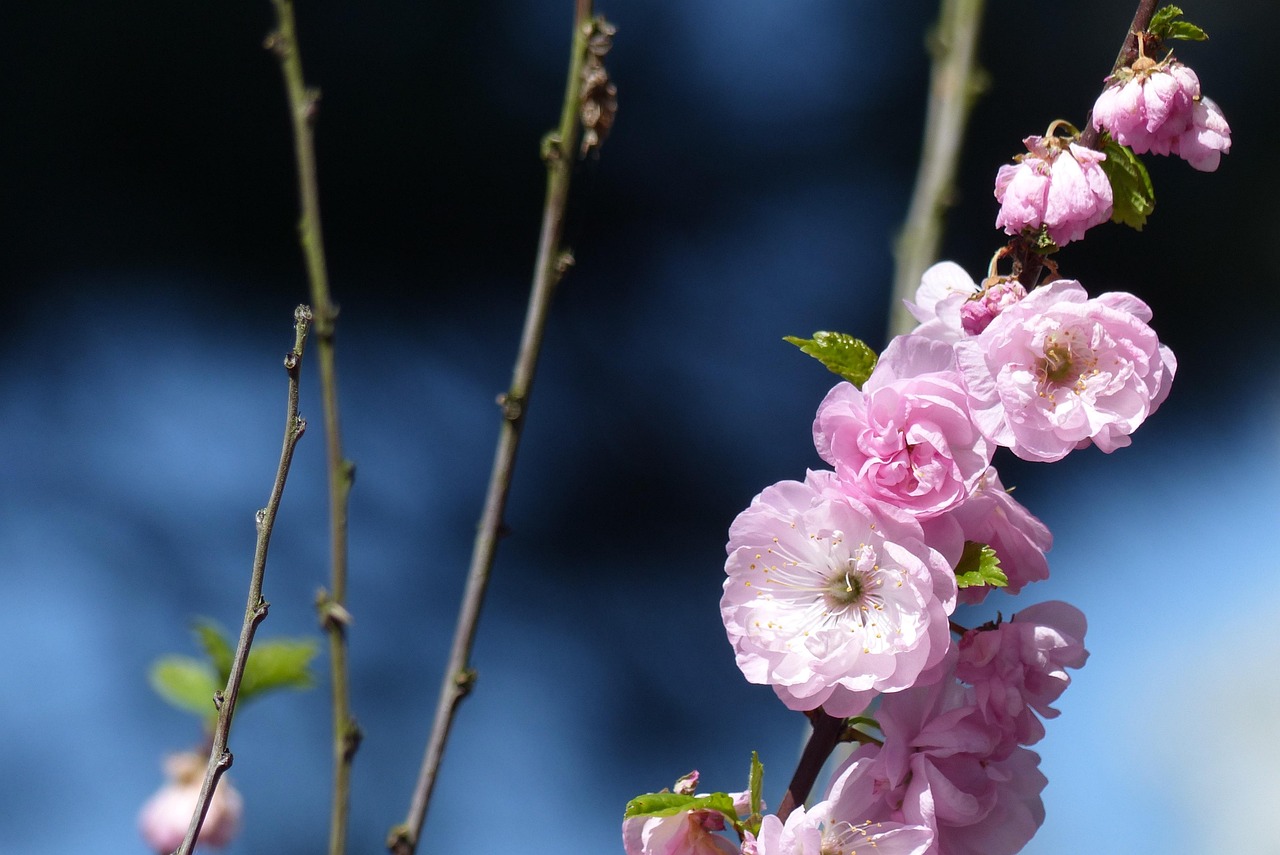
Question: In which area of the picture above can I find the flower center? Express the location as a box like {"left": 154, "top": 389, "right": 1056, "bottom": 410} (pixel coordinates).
{"left": 823, "top": 562, "right": 866, "bottom": 609}
{"left": 1035, "top": 328, "right": 1097, "bottom": 402}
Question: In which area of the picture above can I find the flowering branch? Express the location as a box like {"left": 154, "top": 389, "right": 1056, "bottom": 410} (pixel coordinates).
{"left": 1079, "top": 0, "right": 1160, "bottom": 150}
{"left": 387, "top": 2, "right": 612, "bottom": 852}
{"left": 890, "top": 0, "right": 988, "bottom": 338}
{"left": 264, "top": 5, "right": 360, "bottom": 853}
{"left": 1012, "top": 0, "right": 1160, "bottom": 285}
{"left": 173, "top": 306, "right": 311, "bottom": 855}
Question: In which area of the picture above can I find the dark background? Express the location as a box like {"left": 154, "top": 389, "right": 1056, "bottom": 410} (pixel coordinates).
{"left": 1, "top": 2, "right": 1276, "bottom": 853}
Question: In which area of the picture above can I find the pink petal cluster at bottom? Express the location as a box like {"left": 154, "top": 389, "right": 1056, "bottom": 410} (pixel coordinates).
{"left": 138, "top": 752, "right": 242, "bottom": 853}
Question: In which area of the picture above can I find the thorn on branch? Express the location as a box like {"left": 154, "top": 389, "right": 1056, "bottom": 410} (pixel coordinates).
{"left": 263, "top": 30, "right": 289, "bottom": 58}
{"left": 385, "top": 825, "right": 412, "bottom": 855}
{"left": 454, "top": 667, "right": 478, "bottom": 698}
{"left": 496, "top": 392, "right": 524, "bottom": 422}
{"left": 300, "top": 87, "right": 321, "bottom": 124}
{"left": 540, "top": 132, "right": 564, "bottom": 164}
{"left": 555, "top": 251, "right": 576, "bottom": 277}
{"left": 316, "top": 588, "right": 354, "bottom": 633}
{"left": 342, "top": 718, "right": 363, "bottom": 761}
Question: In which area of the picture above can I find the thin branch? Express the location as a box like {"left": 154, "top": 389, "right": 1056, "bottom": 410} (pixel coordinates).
{"left": 775, "top": 710, "right": 848, "bottom": 822}
{"left": 173, "top": 306, "right": 312, "bottom": 855}
{"left": 890, "top": 0, "right": 988, "bottom": 338}
{"left": 265, "top": 5, "right": 360, "bottom": 854}
{"left": 387, "top": 2, "right": 607, "bottom": 852}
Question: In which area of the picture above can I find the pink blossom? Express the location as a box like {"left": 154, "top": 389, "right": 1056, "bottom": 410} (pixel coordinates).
{"left": 905, "top": 262, "right": 979, "bottom": 343}
{"left": 622, "top": 801, "right": 740, "bottom": 855}
{"left": 873, "top": 661, "right": 1048, "bottom": 855}
{"left": 940, "top": 467, "right": 1051, "bottom": 605}
{"left": 138, "top": 753, "right": 242, "bottom": 853}
{"left": 957, "top": 601, "right": 1089, "bottom": 749}
{"left": 905, "top": 263, "right": 1027, "bottom": 343}
{"left": 750, "top": 751, "right": 932, "bottom": 855}
{"left": 814, "top": 336, "right": 994, "bottom": 519}
{"left": 721, "top": 471, "right": 956, "bottom": 716}
{"left": 1174, "top": 95, "right": 1231, "bottom": 172}
{"left": 994, "top": 135, "right": 1112, "bottom": 246}
{"left": 959, "top": 278, "right": 1027, "bottom": 337}
{"left": 954, "top": 279, "right": 1176, "bottom": 462}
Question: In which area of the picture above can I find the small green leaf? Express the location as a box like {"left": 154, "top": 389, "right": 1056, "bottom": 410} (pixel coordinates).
{"left": 150, "top": 655, "right": 220, "bottom": 717}
{"left": 1099, "top": 137, "right": 1155, "bottom": 230}
{"left": 240, "top": 638, "right": 319, "bottom": 703}
{"left": 623, "top": 791, "right": 737, "bottom": 820}
{"left": 192, "top": 620, "right": 234, "bottom": 684}
{"left": 954, "top": 541, "right": 1008, "bottom": 589}
{"left": 783, "top": 332, "right": 877, "bottom": 388}
{"left": 748, "top": 752, "right": 764, "bottom": 820}
{"left": 1149, "top": 6, "right": 1208, "bottom": 41}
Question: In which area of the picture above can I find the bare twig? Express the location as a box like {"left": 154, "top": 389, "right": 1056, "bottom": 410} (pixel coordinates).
{"left": 264, "top": 5, "right": 359, "bottom": 854}
{"left": 387, "top": 2, "right": 610, "bottom": 852}
{"left": 890, "top": 0, "right": 988, "bottom": 338}
{"left": 173, "top": 306, "right": 312, "bottom": 855}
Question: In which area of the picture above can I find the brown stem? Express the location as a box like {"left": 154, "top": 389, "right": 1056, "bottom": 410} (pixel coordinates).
{"left": 265, "top": 5, "right": 359, "bottom": 852}
{"left": 172, "top": 306, "right": 311, "bottom": 855}
{"left": 776, "top": 710, "right": 847, "bottom": 822}
{"left": 387, "top": 3, "right": 605, "bottom": 852}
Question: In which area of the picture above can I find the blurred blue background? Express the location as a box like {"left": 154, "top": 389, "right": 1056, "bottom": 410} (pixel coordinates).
{"left": 1, "top": 2, "right": 1276, "bottom": 853}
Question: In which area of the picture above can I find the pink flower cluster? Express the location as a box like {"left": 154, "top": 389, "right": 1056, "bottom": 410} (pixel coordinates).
{"left": 704, "top": 258, "right": 1170, "bottom": 853}
{"left": 994, "top": 135, "right": 1112, "bottom": 246}
{"left": 624, "top": 604, "right": 1087, "bottom": 855}
{"left": 1092, "top": 57, "right": 1230, "bottom": 172}
{"left": 723, "top": 260, "right": 1168, "bottom": 702}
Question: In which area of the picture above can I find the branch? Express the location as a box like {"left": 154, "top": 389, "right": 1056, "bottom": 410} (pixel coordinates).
{"left": 1013, "top": 0, "right": 1160, "bottom": 286}
{"left": 388, "top": 2, "right": 610, "bottom": 851}
{"left": 173, "top": 306, "right": 312, "bottom": 855}
{"left": 775, "top": 710, "right": 848, "bottom": 822}
{"left": 889, "top": 0, "right": 988, "bottom": 338}
{"left": 265, "top": 5, "right": 360, "bottom": 853}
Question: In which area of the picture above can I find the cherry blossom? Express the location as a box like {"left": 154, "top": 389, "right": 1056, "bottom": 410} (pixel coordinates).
{"left": 138, "top": 752, "right": 242, "bottom": 853}
{"left": 954, "top": 278, "right": 1176, "bottom": 462}
{"left": 957, "top": 601, "right": 1089, "bottom": 749}
{"left": 939, "top": 467, "right": 1051, "bottom": 605}
{"left": 722, "top": 471, "right": 956, "bottom": 716}
{"left": 814, "top": 336, "right": 994, "bottom": 520}
{"left": 994, "top": 134, "right": 1112, "bottom": 246}
{"left": 1092, "top": 58, "right": 1230, "bottom": 171}
{"left": 622, "top": 801, "right": 740, "bottom": 855}
{"left": 905, "top": 262, "right": 1027, "bottom": 343}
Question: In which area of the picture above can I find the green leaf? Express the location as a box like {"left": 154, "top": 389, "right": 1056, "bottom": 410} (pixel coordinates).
{"left": 623, "top": 791, "right": 737, "bottom": 820}
{"left": 954, "top": 541, "right": 1008, "bottom": 589}
{"left": 783, "top": 332, "right": 877, "bottom": 388}
{"left": 748, "top": 752, "right": 764, "bottom": 818}
{"left": 1099, "top": 137, "right": 1155, "bottom": 230}
{"left": 240, "top": 638, "right": 319, "bottom": 703}
{"left": 192, "top": 620, "right": 234, "bottom": 684}
{"left": 1149, "top": 6, "right": 1208, "bottom": 41}
{"left": 149, "top": 655, "right": 220, "bottom": 717}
